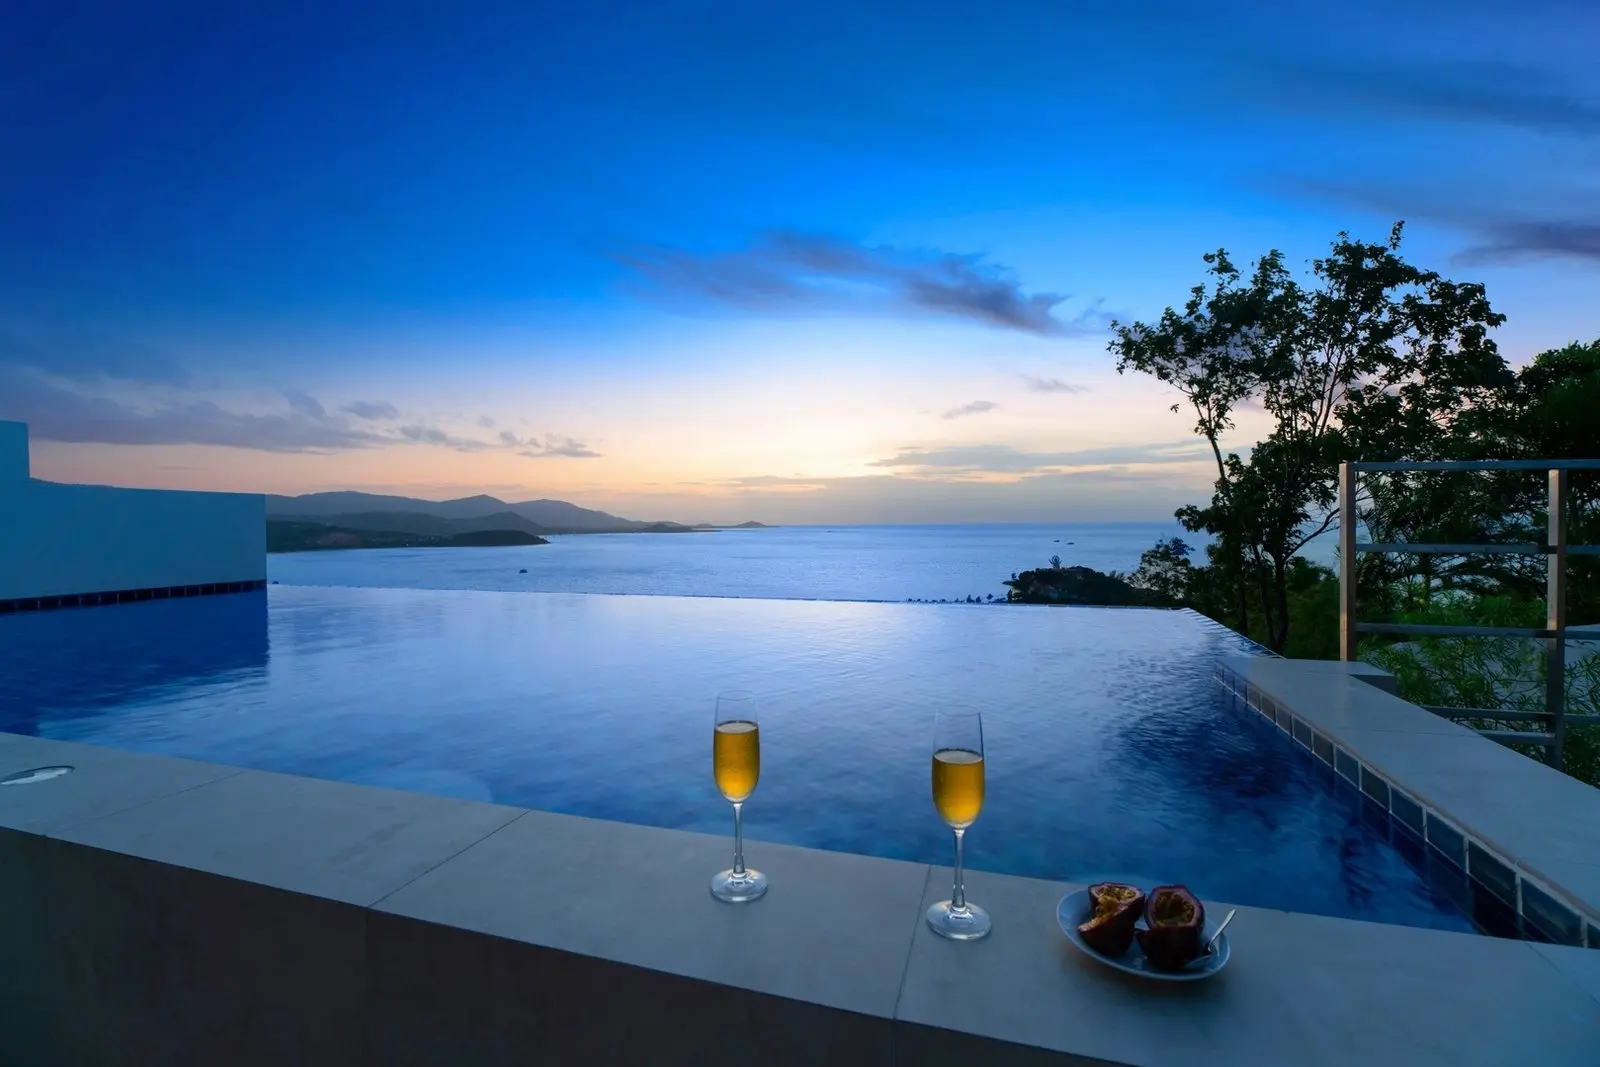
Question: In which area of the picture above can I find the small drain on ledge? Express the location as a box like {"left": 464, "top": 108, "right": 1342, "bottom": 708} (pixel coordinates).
{"left": 0, "top": 765, "right": 74, "bottom": 785}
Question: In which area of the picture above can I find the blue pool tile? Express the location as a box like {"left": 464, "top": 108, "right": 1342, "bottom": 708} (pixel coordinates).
{"left": 1334, "top": 747, "right": 1360, "bottom": 784}
{"left": 1467, "top": 882, "right": 1523, "bottom": 941}
{"left": 1312, "top": 732, "right": 1334, "bottom": 765}
{"left": 1390, "top": 789, "right": 1425, "bottom": 837}
{"left": 1291, "top": 717, "right": 1312, "bottom": 748}
{"left": 1427, "top": 817, "right": 1466, "bottom": 871}
{"left": 1359, "top": 766, "right": 1391, "bottom": 808}
{"left": 1467, "top": 842, "right": 1517, "bottom": 908}
{"left": 1588, "top": 923, "right": 1600, "bottom": 949}
{"left": 1520, "top": 881, "right": 1584, "bottom": 946}
{"left": 1274, "top": 705, "right": 1292, "bottom": 733}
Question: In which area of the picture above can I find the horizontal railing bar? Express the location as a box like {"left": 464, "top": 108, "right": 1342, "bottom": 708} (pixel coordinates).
{"left": 1355, "top": 542, "right": 1544, "bottom": 555}
{"left": 1567, "top": 629, "right": 1600, "bottom": 639}
{"left": 1480, "top": 730, "right": 1556, "bottom": 746}
{"left": 1424, "top": 707, "right": 1551, "bottom": 723}
{"left": 1356, "top": 623, "right": 1546, "bottom": 638}
{"left": 1421, "top": 707, "right": 1600, "bottom": 726}
{"left": 1568, "top": 546, "right": 1600, "bottom": 557}
{"left": 1351, "top": 460, "right": 1600, "bottom": 472}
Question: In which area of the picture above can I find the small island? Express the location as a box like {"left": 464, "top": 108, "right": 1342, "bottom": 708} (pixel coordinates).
{"left": 267, "top": 520, "right": 548, "bottom": 553}
{"left": 1003, "top": 561, "right": 1147, "bottom": 606}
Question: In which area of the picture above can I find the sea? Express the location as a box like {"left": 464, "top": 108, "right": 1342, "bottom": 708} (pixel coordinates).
{"left": 267, "top": 522, "right": 1342, "bottom": 603}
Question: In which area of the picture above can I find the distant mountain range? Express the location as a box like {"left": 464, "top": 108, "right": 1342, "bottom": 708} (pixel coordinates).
{"left": 264, "top": 491, "right": 767, "bottom": 536}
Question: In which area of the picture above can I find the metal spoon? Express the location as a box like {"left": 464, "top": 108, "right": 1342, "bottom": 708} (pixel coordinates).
{"left": 1204, "top": 909, "right": 1237, "bottom": 955}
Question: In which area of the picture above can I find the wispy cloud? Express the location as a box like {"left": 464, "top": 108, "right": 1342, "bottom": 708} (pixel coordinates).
{"left": 941, "top": 400, "right": 998, "bottom": 420}
{"left": 618, "top": 231, "right": 1109, "bottom": 337}
{"left": 1280, "top": 177, "right": 1600, "bottom": 265}
{"left": 523, "top": 434, "right": 601, "bottom": 459}
{"left": 0, "top": 366, "right": 387, "bottom": 452}
{"left": 0, "top": 364, "right": 603, "bottom": 458}
{"left": 342, "top": 400, "right": 400, "bottom": 420}
{"left": 1265, "top": 58, "right": 1600, "bottom": 139}
{"left": 0, "top": 323, "right": 191, "bottom": 385}
{"left": 1021, "top": 375, "right": 1088, "bottom": 394}
{"left": 1454, "top": 217, "right": 1600, "bottom": 265}
{"left": 869, "top": 441, "right": 1210, "bottom": 475}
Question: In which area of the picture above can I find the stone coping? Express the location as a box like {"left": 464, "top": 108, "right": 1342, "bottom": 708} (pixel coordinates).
{"left": 1220, "top": 656, "right": 1600, "bottom": 947}
{"left": 1, "top": 730, "right": 1598, "bottom": 1065}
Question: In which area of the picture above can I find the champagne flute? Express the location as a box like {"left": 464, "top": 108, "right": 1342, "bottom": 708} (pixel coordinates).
{"left": 927, "top": 709, "right": 991, "bottom": 940}
{"left": 710, "top": 691, "right": 768, "bottom": 903}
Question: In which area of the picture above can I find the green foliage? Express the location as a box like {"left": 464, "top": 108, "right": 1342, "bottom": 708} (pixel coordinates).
{"left": 1128, "top": 538, "right": 1194, "bottom": 607}
{"left": 1362, "top": 595, "right": 1600, "bottom": 788}
{"left": 1110, "top": 223, "right": 1511, "bottom": 651}
{"left": 1005, "top": 564, "right": 1147, "bottom": 606}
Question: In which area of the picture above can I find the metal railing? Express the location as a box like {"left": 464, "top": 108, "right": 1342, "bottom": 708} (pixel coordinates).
{"left": 1338, "top": 459, "right": 1600, "bottom": 769}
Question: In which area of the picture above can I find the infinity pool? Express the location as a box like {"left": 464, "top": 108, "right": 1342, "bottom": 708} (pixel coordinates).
{"left": 0, "top": 586, "right": 1475, "bottom": 932}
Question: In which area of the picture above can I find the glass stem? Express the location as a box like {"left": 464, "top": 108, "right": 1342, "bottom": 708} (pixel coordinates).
{"left": 732, "top": 801, "right": 746, "bottom": 876}
{"left": 951, "top": 827, "right": 967, "bottom": 912}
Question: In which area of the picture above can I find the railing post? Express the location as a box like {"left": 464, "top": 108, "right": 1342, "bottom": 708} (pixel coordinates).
{"left": 1547, "top": 468, "right": 1568, "bottom": 769}
{"left": 1339, "top": 461, "right": 1358, "bottom": 661}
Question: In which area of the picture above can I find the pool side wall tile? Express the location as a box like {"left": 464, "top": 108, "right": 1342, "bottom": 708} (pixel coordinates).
{"left": 1359, "top": 766, "right": 1391, "bottom": 808}
{"left": 1292, "top": 718, "right": 1312, "bottom": 748}
{"left": 1468, "top": 842, "right": 1518, "bottom": 909}
{"left": 1312, "top": 733, "right": 1334, "bottom": 766}
{"left": 1334, "top": 747, "right": 1360, "bottom": 785}
{"left": 1390, "top": 789, "right": 1425, "bottom": 838}
{"left": 1425, "top": 815, "right": 1467, "bottom": 872}
{"left": 1521, "top": 880, "right": 1586, "bottom": 947}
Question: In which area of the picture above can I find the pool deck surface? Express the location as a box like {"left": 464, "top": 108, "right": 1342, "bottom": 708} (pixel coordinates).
{"left": 2, "top": 727, "right": 1598, "bottom": 1066}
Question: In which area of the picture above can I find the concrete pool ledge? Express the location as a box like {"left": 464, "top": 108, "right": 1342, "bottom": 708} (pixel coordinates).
{"left": 1220, "top": 656, "right": 1600, "bottom": 946}
{"left": 2, "top": 731, "right": 1599, "bottom": 1065}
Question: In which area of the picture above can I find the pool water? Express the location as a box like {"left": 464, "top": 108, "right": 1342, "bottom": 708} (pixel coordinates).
{"left": 0, "top": 586, "right": 1474, "bottom": 933}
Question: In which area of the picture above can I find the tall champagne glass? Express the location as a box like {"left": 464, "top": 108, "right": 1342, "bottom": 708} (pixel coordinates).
{"left": 711, "top": 691, "right": 767, "bottom": 902}
{"left": 928, "top": 709, "right": 991, "bottom": 939}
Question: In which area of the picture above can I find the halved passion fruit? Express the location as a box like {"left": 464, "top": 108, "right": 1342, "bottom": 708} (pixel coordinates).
{"left": 1135, "top": 885, "right": 1205, "bottom": 970}
{"left": 1077, "top": 882, "right": 1145, "bottom": 957}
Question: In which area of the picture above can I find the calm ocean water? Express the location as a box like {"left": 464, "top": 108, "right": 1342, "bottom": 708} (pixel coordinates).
{"left": 269, "top": 521, "right": 1261, "bottom": 602}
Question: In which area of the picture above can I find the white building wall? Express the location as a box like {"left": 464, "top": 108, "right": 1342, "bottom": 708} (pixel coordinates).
{"left": 0, "top": 421, "right": 266, "bottom": 602}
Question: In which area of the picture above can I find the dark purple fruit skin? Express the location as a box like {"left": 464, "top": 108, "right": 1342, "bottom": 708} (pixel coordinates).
{"left": 1137, "top": 885, "right": 1205, "bottom": 970}
{"left": 1078, "top": 904, "right": 1140, "bottom": 956}
{"left": 1079, "top": 883, "right": 1145, "bottom": 957}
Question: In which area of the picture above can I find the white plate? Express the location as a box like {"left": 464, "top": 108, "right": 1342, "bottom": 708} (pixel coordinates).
{"left": 1056, "top": 888, "right": 1231, "bottom": 982}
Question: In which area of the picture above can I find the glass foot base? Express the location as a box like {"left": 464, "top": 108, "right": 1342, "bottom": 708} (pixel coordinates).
{"left": 711, "top": 868, "right": 768, "bottom": 903}
{"left": 927, "top": 900, "right": 991, "bottom": 940}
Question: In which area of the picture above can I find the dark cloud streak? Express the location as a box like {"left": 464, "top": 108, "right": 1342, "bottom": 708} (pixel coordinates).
{"left": 619, "top": 232, "right": 1108, "bottom": 337}
{"left": 343, "top": 400, "right": 400, "bottom": 420}
{"left": 941, "top": 400, "right": 998, "bottom": 420}
{"left": 1021, "top": 375, "right": 1087, "bottom": 394}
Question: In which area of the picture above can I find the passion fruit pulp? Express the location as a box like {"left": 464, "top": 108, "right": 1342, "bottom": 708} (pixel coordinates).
{"left": 1077, "top": 882, "right": 1145, "bottom": 957}
{"left": 1135, "top": 885, "right": 1206, "bottom": 971}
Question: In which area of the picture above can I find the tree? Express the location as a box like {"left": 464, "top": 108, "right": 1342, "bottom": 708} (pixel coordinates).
{"left": 1129, "top": 538, "right": 1195, "bottom": 607}
{"left": 1111, "top": 223, "right": 1512, "bottom": 652}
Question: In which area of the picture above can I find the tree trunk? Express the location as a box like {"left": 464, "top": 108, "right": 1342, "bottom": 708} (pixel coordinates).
{"left": 1269, "top": 556, "right": 1291, "bottom": 653}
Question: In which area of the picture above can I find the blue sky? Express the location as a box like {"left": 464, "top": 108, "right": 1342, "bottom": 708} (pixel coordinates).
{"left": 2, "top": 0, "right": 1596, "bottom": 522}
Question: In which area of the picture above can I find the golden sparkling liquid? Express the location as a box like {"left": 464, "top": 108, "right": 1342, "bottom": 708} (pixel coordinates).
{"left": 931, "top": 747, "right": 985, "bottom": 828}
{"left": 713, "top": 720, "right": 761, "bottom": 802}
